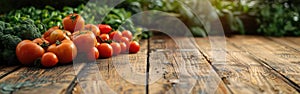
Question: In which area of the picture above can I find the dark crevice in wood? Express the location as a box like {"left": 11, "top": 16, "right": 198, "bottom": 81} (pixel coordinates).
{"left": 255, "top": 58, "right": 300, "bottom": 92}
{"left": 65, "top": 64, "right": 87, "bottom": 94}
{"left": 230, "top": 42, "right": 300, "bottom": 93}
{"left": 146, "top": 38, "right": 150, "bottom": 94}
{"left": 0, "top": 66, "right": 21, "bottom": 79}
{"left": 191, "top": 38, "right": 234, "bottom": 94}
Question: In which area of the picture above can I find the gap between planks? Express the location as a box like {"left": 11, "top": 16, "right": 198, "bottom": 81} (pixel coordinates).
{"left": 226, "top": 35, "right": 300, "bottom": 92}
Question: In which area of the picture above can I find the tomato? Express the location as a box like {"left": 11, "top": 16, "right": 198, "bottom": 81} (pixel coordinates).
{"left": 120, "top": 42, "right": 127, "bottom": 53}
{"left": 62, "top": 13, "right": 85, "bottom": 33}
{"left": 72, "top": 30, "right": 97, "bottom": 53}
{"left": 47, "top": 40, "right": 77, "bottom": 64}
{"left": 129, "top": 41, "right": 140, "bottom": 53}
{"left": 122, "top": 30, "right": 133, "bottom": 41}
{"left": 16, "top": 40, "right": 45, "bottom": 65}
{"left": 109, "top": 31, "right": 122, "bottom": 41}
{"left": 97, "top": 34, "right": 110, "bottom": 43}
{"left": 98, "top": 24, "right": 112, "bottom": 34}
{"left": 120, "top": 37, "right": 130, "bottom": 46}
{"left": 97, "top": 43, "right": 113, "bottom": 58}
{"left": 42, "top": 26, "right": 59, "bottom": 40}
{"left": 87, "top": 47, "right": 99, "bottom": 61}
{"left": 33, "top": 38, "right": 50, "bottom": 50}
{"left": 84, "top": 24, "right": 100, "bottom": 37}
{"left": 49, "top": 29, "right": 69, "bottom": 44}
{"left": 63, "top": 30, "right": 72, "bottom": 39}
{"left": 41, "top": 52, "right": 58, "bottom": 67}
{"left": 110, "top": 42, "right": 121, "bottom": 56}
{"left": 33, "top": 38, "right": 49, "bottom": 45}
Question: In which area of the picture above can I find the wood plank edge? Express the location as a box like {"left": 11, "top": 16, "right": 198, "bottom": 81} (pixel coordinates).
{"left": 230, "top": 42, "right": 300, "bottom": 92}
{"left": 0, "top": 66, "right": 21, "bottom": 79}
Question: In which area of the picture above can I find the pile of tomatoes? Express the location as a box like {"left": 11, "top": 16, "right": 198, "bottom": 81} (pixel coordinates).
{"left": 16, "top": 13, "right": 140, "bottom": 68}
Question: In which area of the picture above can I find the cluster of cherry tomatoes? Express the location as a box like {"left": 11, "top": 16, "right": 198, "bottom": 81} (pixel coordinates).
{"left": 16, "top": 13, "right": 140, "bottom": 68}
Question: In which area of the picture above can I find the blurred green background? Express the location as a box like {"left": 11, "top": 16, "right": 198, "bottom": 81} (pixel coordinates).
{"left": 1, "top": 0, "right": 300, "bottom": 37}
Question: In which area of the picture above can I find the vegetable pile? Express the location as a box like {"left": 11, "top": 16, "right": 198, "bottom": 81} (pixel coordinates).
{"left": 14, "top": 13, "right": 140, "bottom": 68}
{"left": 0, "top": 3, "right": 147, "bottom": 66}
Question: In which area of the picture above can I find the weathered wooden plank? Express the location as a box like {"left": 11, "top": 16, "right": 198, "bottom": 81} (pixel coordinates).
{"left": 0, "top": 64, "right": 84, "bottom": 94}
{"left": 75, "top": 39, "right": 148, "bottom": 94}
{"left": 149, "top": 35, "right": 229, "bottom": 94}
{"left": 0, "top": 66, "right": 20, "bottom": 78}
{"left": 194, "top": 37, "right": 299, "bottom": 93}
{"left": 269, "top": 37, "right": 300, "bottom": 53}
{"left": 228, "top": 35, "right": 300, "bottom": 89}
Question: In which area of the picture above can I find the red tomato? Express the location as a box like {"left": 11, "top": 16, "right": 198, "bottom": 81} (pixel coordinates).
{"left": 110, "top": 42, "right": 121, "bottom": 56}
{"left": 84, "top": 24, "right": 100, "bottom": 37}
{"left": 87, "top": 47, "right": 99, "bottom": 61}
{"left": 16, "top": 40, "right": 45, "bottom": 65}
{"left": 62, "top": 13, "right": 85, "bottom": 33}
{"left": 72, "top": 30, "right": 97, "bottom": 53}
{"left": 47, "top": 40, "right": 77, "bottom": 64}
{"left": 109, "top": 31, "right": 122, "bottom": 41}
{"left": 129, "top": 41, "right": 140, "bottom": 53}
{"left": 122, "top": 30, "right": 133, "bottom": 40}
{"left": 120, "top": 42, "right": 127, "bottom": 54}
{"left": 97, "top": 43, "right": 113, "bottom": 58}
{"left": 98, "top": 24, "right": 112, "bottom": 34}
{"left": 41, "top": 52, "right": 58, "bottom": 67}
{"left": 97, "top": 34, "right": 110, "bottom": 43}
{"left": 33, "top": 38, "right": 50, "bottom": 50}
{"left": 120, "top": 37, "right": 130, "bottom": 46}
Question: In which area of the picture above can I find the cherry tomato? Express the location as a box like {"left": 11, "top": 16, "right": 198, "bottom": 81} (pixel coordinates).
{"left": 84, "top": 24, "right": 100, "bottom": 37}
{"left": 47, "top": 40, "right": 77, "bottom": 64}
{"left": 129, "top": 41, "right": 140, "bottom": 53}
{"left": 86, "top": 47, "right": 99, "bottom": 61}
{"left": 120, "top": 37, "right": 130, "bottom": 46}
{"left": 72, "top": 30, "right": 97, "bottom": 53}
{"left": 97, "top": 34, "right": 110, "bottom": 43}
{"left": 62, "top": 13, "right": 85, "bottom": 33}
{"left": 97, "top": 43, "right": 113, "bottom": 58}
{"left": 16, "top": 40, "right": 45, "bottom": 65}
{"left": 41, "top": 52, "right": 58, "bottom": 67}
{"left": 98, "top": 24, "right": 112, "bottom": 34}
{"left": 109, "top": 31, "right": 122, "bottom": 41}
{"left": 122, "top": 30, "right": 133, "bottom": 40}
{"left": 120, "top": 42, "right": 127, "bottom": 54}
{"left": 110, "top": 42, "right": 121, "bottom": 56}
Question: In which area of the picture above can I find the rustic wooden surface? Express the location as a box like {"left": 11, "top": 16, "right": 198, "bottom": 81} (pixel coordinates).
{"left": 148, "top": 36, "right": 229, "bottom": 94}
{"left": 1, "top": 35, "right": 300, "bottom": 94}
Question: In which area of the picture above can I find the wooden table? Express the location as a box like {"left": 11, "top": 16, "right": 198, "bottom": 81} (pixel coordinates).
{"left": 1, "top": 35, "right": 300, "bottom": 94}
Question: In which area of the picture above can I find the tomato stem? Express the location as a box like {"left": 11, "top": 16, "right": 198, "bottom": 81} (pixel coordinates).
{"left": 70, "top": 14, "right": 77, "bottom": 22}
{"left": 55, "top": 40, "right": 62, "bottom": 45}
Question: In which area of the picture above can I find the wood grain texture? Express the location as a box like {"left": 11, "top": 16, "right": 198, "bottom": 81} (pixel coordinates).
{"left": 75, "top": 39, "right": 148, "bottom": 94}
{"left": 0, "top": 66, "right": 19, "bottom": 78}
{"left": 228, "top": 35, "right": 300, "bottom": 89}
{"left": 194, "top": 37, "right": 299, "bottom": 93}
{"left": 0, "top": 64, "right": 84, "bottom": 94}
{"left": 148, "top": 35, "right": 229, "bottom": 94}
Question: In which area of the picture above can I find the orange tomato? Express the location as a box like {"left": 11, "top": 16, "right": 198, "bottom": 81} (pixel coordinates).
{"left": 62, "top": 13, "right": 85, "bottom": 33}
{"left": 47, "top": 40, "right": 77, "bottom": 64}
{"left": 16, "top": 40, "right": 45, "bottom": 65}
